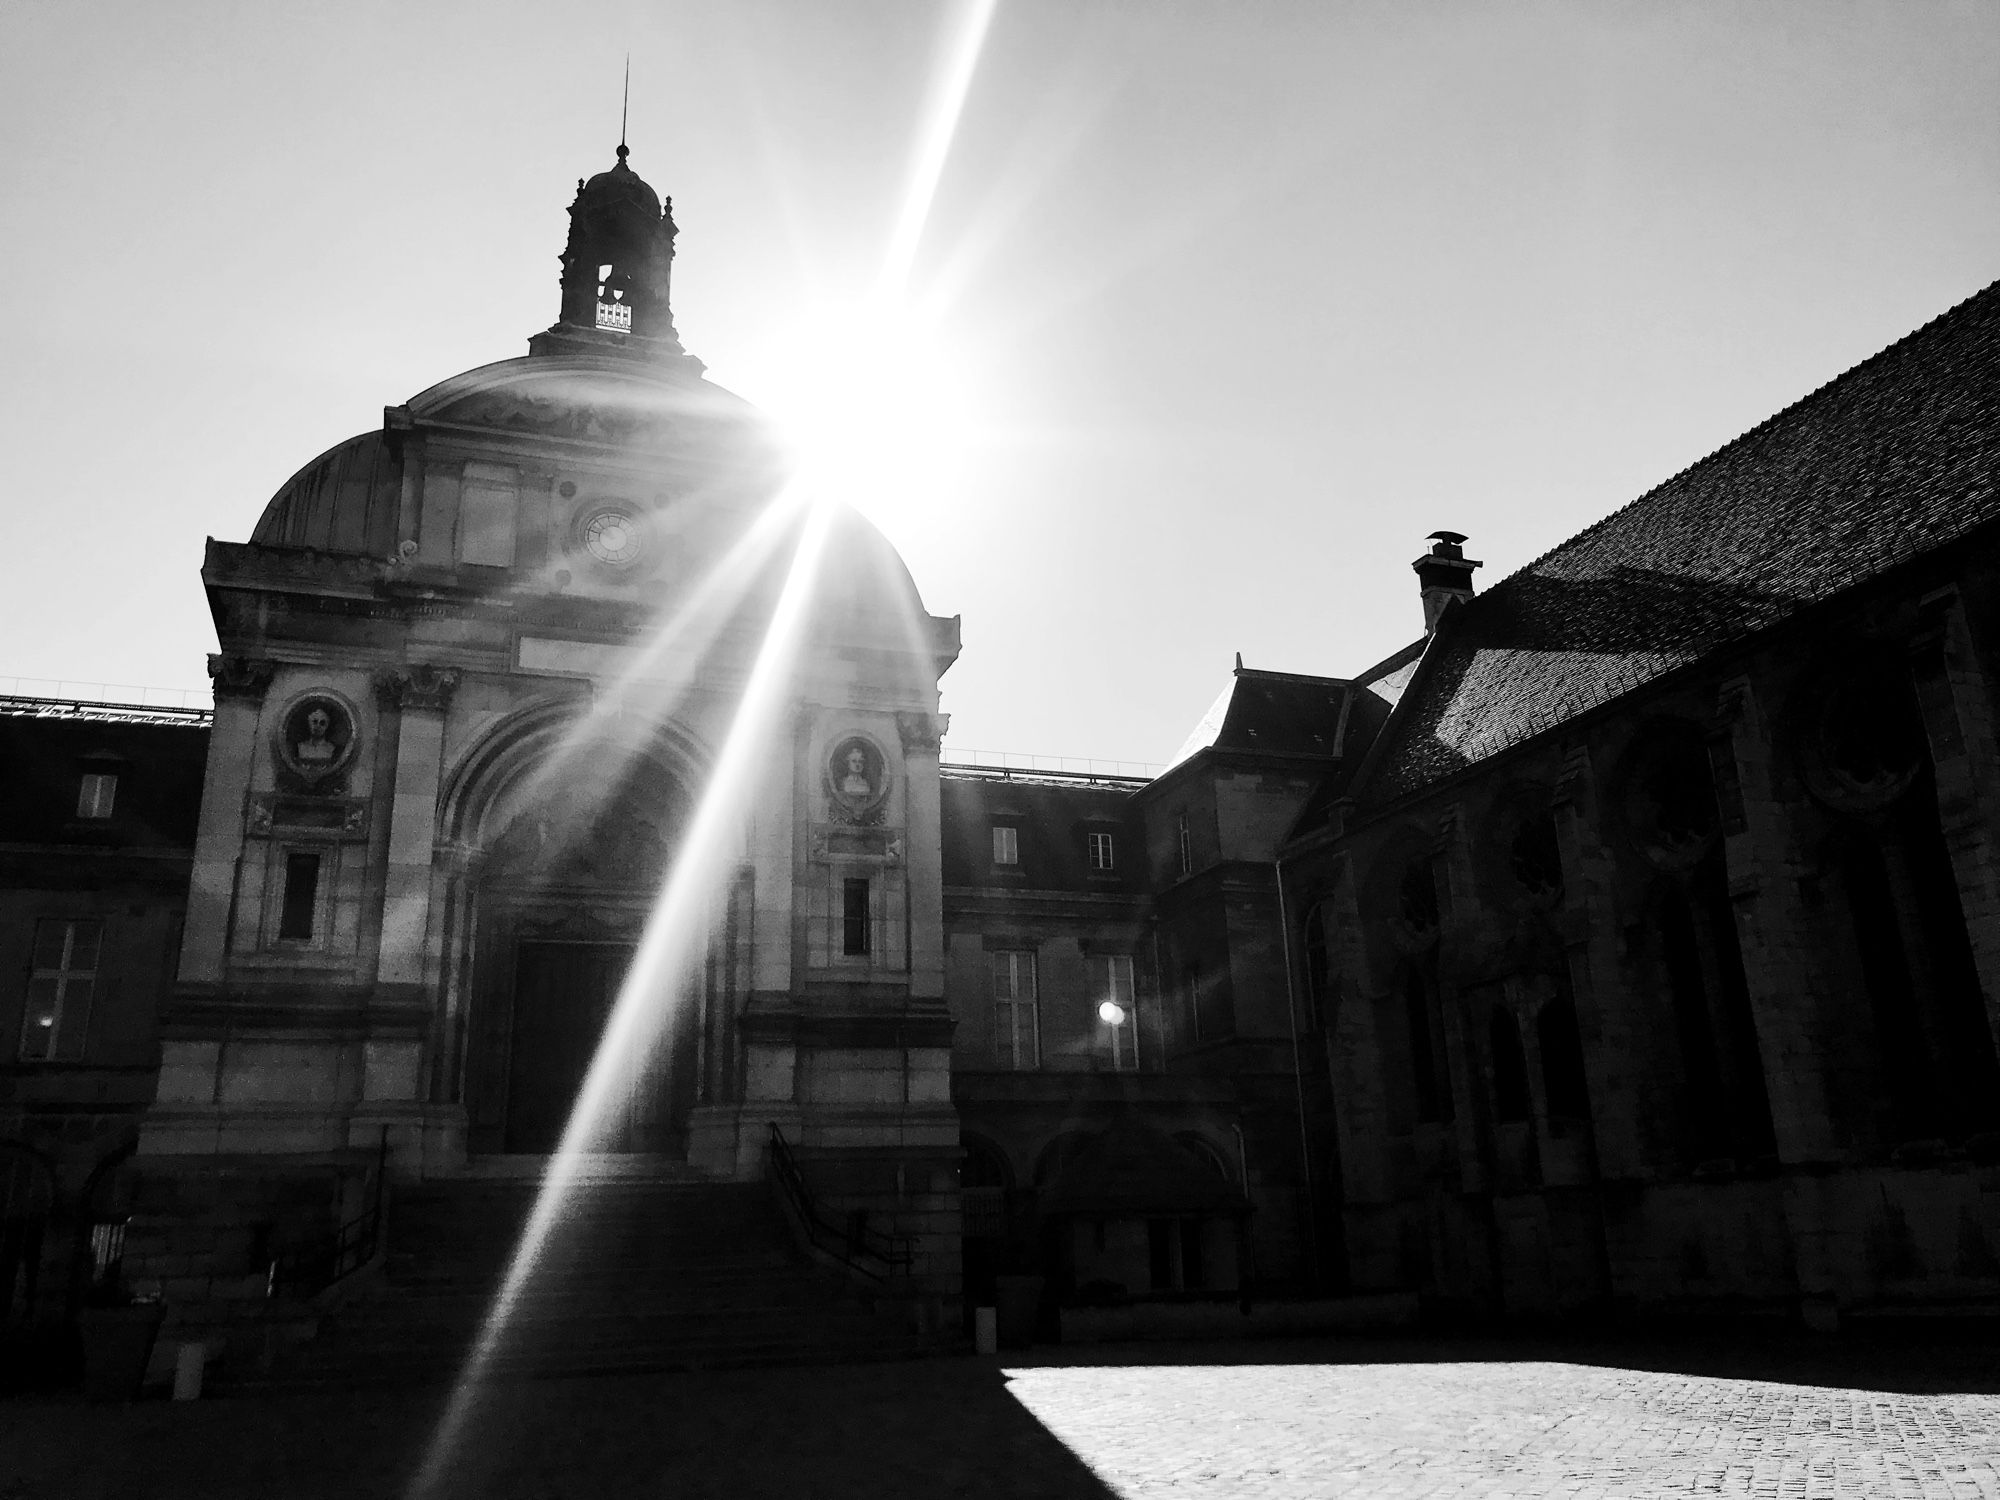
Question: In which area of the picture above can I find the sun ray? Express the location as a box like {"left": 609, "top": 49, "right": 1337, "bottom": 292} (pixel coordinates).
{"left": 406, "top": 490, "right": 835, "bottom": 1500}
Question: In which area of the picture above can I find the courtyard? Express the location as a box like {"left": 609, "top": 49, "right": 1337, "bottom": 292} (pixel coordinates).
{"left": 6, "top": 1330, "right": 1999, "bottom": 1498}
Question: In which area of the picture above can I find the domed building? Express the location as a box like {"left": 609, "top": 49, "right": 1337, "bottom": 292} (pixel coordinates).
{"left": 4, "top": 137, "right": 1998, "bottom": 1387}
{"left": 135, "top": 141, "right": 967, "bottom": 1321}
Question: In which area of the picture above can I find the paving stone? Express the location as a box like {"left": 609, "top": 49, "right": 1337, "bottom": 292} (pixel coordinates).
{"left": 4, "top": 1332, "right": 1998, "bottom": 1499}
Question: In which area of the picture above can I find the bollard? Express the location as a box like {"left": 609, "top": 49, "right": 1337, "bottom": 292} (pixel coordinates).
{"left": 974, "top": 1305, "right": 998, "bottom": 1356}
{"left": 172, "top": 1340, "right": 205, "bottom": 1401}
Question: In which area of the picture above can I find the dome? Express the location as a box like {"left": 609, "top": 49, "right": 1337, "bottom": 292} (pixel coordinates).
{"left": 576, "top": 147, "right": 661, "bottom": 224}
{"left": 252, "top": 430, "right": 400, "bottom": 555}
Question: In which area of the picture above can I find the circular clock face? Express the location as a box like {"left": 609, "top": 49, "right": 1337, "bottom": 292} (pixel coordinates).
{"left": 581, "top": 508, "right": 643, "bottom": 566}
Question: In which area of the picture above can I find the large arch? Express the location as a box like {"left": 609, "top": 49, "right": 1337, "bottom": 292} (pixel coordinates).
{"left": 433, "top": 696, "right": 718, "bottom": 1158}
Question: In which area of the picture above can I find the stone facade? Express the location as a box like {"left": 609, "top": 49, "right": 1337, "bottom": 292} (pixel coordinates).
{"left": 1, "top": 143, "right": 1995, "bottom": 1365}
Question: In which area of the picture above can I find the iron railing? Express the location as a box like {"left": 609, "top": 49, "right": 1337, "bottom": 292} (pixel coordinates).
{"left": 766, "top": 1122, "right": 914, "bottom": 1282}
{"left": 267, "top": 1132, "right": 388, "bottom": 1299}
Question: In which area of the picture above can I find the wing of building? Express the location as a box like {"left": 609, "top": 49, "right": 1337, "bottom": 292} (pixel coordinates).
{"left": 2, "top": 145, "right": 1996, "bottom": 1382}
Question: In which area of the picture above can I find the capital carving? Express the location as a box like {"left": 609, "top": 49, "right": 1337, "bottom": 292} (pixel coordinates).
{"left": 896, "top": 710, "right": 948, "bottom": 754}
{"left": 374, "top": 664, "right": 462, "bottom": 712}
{"left": 207, "top": 653, "right": 276, "bottom": 702}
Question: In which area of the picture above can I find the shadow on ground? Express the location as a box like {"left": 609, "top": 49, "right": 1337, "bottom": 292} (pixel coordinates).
{"left": 10, "top": 1327, "right": 2000, "bottom": 1499}
{"left": 3, "top": 1358, "right": 1119, "bottom": 1500}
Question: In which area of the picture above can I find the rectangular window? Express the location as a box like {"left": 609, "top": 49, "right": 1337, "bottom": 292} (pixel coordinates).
{"left": 279, "top": 851, "right": 321, "bottom": 941}
{"left": 20, "top": 917, "right": 100, "bottom": 1061}
{"left": 991, "top": 825, "right": 1019, "bottom": 866}
{"left": 76, "top": 773, "right": 117, "bottom": 820}
{"left": 842, "top": 877, "right": 871, "bottom": 956}
{"left": 1090, "top": 953, "right": 1139, "bottom": 1071}
{"left": 1087, "top": 831, "right": 1115, "bottom": 871}
{"left": 992, "top": 949, "right": 1039, "bottom": 1070}
{"left": 1176, "top": 814, "right": 1192, "bottom": 877}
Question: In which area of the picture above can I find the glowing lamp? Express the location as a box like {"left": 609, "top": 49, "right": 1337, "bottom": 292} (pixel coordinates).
{"left": 1097, "top": 1000, "right": 1126, "bottom": 1027}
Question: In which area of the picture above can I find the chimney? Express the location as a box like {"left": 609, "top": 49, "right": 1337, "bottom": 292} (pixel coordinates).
{"left": 1412, "top": 531, "right": 1481, "bottom": 632}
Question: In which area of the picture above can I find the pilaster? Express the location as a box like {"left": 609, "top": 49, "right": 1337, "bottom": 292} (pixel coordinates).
{"left": 1909, "top": 588, "right": 2000, "bottom": 1051}
{"left": 179, "top": 655, "right": 273, "bottom": 981}
{"left": 899, "top": 710, "right": 948, "bottom": 1000}
{"left": 373, "top": 665, "right": 460, "bottom": 988}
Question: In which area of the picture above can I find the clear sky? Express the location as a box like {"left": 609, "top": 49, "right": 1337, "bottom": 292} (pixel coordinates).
{"left": 2, "top": 1, "right": 1995, "bottom": 766}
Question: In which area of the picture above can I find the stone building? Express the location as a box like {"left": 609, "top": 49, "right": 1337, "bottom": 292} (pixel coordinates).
{"left": 1280, "top": 281, "right": 2000, "bottom": 1325}
{"left": 0, "top": 700, "right": 206, "bottom": 1337}
{"left": 1, "top": 137, "right": 1995, "bottom": 1374}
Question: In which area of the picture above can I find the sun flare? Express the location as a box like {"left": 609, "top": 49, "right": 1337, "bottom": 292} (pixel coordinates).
{"left": 753, "top": 295, "right": 975, "bottom": 536}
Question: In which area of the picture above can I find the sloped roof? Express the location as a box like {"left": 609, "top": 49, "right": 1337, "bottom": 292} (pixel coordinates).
{"left": 1166, "top": 665, "right": 1351, "bottom": 770}
{"left": 1359, "top": 279, "right": 2000, "bottom": 806}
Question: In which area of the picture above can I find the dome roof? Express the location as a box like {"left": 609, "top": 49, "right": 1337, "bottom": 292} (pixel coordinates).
{"left": 577, "top": 146, "right": 660, "bottom": 221}
{"left": 252, "top": 430, "right": 400, "bottom": 555}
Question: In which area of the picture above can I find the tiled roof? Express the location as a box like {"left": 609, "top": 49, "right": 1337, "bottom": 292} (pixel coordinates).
{"left": 1359, "top": 279, "right": 2000, "bottom": 806}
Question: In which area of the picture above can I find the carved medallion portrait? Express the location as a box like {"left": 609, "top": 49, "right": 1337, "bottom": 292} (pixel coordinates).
{"left": 276, "top": 694, "right": 358, "bottom": 791}
{"left": 827, "top": 735, "right": 889, "bottom": 823}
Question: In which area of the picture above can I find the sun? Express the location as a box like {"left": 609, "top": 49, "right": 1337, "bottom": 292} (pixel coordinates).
{"left": 750, "top": 294, "right": 975, "bottom": 539}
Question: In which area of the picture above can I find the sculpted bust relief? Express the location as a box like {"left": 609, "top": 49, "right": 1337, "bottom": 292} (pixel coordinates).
{"left": 277, "top": 695, "right": 356, "bottom": 790}
{"left": 827, "top": 736, "right": 888, "bottom": 822}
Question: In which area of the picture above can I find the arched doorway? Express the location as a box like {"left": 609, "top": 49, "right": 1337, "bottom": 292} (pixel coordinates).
{"left": 455, "top": 741, "right": 699, "bottom": 1157}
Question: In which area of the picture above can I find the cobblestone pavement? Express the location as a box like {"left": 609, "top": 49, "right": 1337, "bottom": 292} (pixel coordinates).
{"left": 4, "top": 1333, "right": 1999, "bottom": 1499}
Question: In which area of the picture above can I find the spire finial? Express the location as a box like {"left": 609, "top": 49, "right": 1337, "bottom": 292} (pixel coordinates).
{"left": 619, "top": 54, "right": 630, "bottom": 158}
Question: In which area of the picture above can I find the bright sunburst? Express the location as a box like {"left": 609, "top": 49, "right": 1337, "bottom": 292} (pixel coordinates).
{"left": 757, "top": 294, "right": 975, "bottom": 533}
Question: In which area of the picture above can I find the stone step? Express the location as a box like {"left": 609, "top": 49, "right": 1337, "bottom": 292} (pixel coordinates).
{"left": 245, "top": 1174, "right": 921, "bottom": 1392}
{"left": 233, "top": 1329, "right": 938, "bottom": 1393}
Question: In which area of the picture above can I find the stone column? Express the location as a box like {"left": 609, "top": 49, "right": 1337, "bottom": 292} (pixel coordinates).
{"left": 179, "top": 655, "right": 275, "bottom": 982}
{"left": 373, "top": 665, "right": 460, "bottom": 990}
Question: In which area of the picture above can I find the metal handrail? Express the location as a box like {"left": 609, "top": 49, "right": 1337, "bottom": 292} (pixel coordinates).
{"left": 766, "top": 1122, "right": 914, "bottom": 1281}
{"left": 267, "top": 1131, "right": 388, "bottom": 1299}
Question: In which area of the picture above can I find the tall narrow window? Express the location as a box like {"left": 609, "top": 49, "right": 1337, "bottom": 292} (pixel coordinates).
{"left": 992, "top": 950, "right": 1038, "bottom": 1069}
{"left": 1490, "top": 1008, "right": 1532, "bottom": 1123}
{"left": 1086, "top": 831, "right": 1115, "bottom": 871}
{"left": 1538, "top": 990, "right": 1592, "bottom": 1120}
{"left": 991, "top": 825, "right": 1019, "bottom": 866}
{"left": 20, "top": 918, "right": 100, "bottom": 1061}
{"left": 1404, "top": 968, "right": 1449, "bottom": 1122}
{"left": 1176, "top": 815, "right": 1192, "bottom": 877}
{"left": 279, "top": 852, "right": 321, "bottom": 941}
{"left": 1090, "top": 954, "right": 1139, "bottom": 1071}
{"left": 841, "top": 877, "right": 871, "bottom": 956}
{"left": 76, "top": 773, "right": 117, "bottom": 820}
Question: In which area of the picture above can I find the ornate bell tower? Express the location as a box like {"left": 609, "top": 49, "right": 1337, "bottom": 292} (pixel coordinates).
{"left": 530, "top": 142, "right": 686, "bottom": 360}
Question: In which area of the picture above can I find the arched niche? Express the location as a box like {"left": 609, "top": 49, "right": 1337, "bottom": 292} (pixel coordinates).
{"left": 438, "top": 699, "right": 716, "bottom": 1159}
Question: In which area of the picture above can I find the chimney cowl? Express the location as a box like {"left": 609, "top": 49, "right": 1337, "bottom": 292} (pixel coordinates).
{"left": 1412, "top": 529, "right": 1482, "bottom": 632}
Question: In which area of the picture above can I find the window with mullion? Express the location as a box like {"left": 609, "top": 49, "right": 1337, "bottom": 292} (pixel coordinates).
{"left": 1090, "top": 953, "right": 1139, "bottom": 1070}
{"left": 20, "top": 917, "right": 101, "bottom": 1061}
{"left": 991, "top": 949, "right": 1039, "bottom": 1070}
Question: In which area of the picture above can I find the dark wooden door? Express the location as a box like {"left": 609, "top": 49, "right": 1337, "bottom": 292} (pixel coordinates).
{"left": 505, "top": 941, "right": 635, "bottom": 1153}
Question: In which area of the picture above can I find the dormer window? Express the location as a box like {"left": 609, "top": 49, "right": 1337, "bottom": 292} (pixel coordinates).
{"left": 76, "top": 773, "right": 117, "bottom": 820}
{"left": 1087, "top": 831, "right": 1115, "bottom": 871}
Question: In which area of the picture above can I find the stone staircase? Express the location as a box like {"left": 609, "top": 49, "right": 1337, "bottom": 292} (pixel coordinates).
{"left": 234, "top": 1167, "right": 933, "bottom": 1391}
